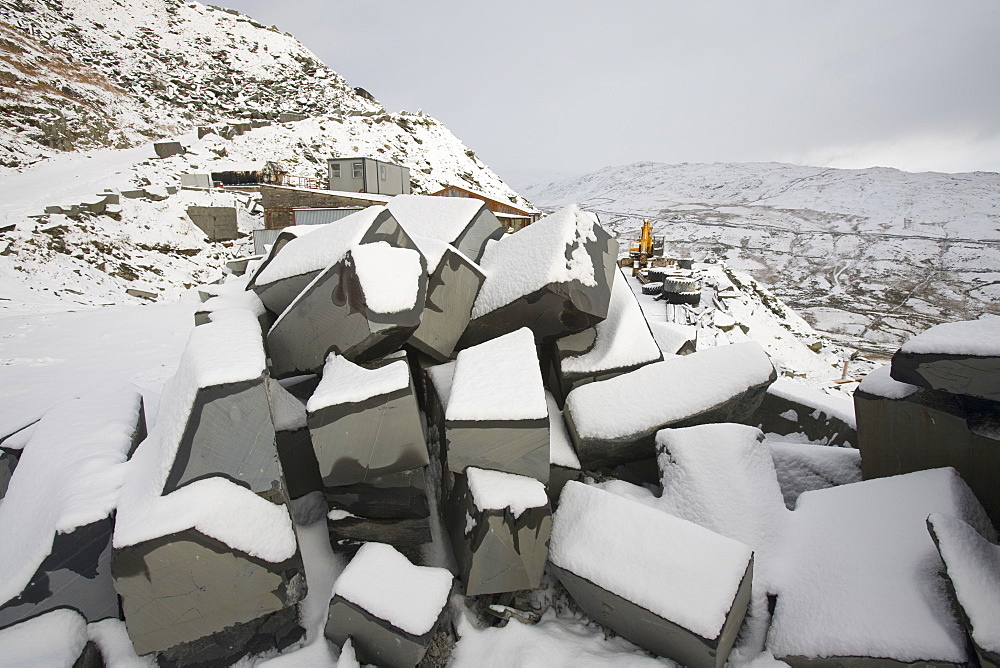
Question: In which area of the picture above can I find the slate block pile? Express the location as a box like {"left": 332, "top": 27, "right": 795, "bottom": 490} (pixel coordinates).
{"left": 9, "top": 195, "right": 994, "bottom": 667}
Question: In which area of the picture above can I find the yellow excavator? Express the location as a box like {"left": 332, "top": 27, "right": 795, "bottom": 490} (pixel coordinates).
{"left": 629, "top": 219, "right": 655, "bottom": 261}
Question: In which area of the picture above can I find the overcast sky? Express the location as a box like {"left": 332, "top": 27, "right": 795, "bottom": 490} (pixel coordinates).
{"left": 220, "top": 0, "right": 1000, "bottom": 187}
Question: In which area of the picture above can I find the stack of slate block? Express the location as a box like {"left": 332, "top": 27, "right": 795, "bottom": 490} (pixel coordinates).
{"left": 307, "top": 352, "right": 432, "bottom": 551}
{"left": 854, "top": 318, "right": 1000, "bottom": 527}
{"left": 112, "top": 309, "right": 306, "bottom": 665}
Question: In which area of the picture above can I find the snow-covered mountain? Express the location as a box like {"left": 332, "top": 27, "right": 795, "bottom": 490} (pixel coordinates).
{"left": 525, "top": 162, "right": 1000, "bottom": 352}
{"left": 0, "top": 0, "right": 534, "bottom": 313}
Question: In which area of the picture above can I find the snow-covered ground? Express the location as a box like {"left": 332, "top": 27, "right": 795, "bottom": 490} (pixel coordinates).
{"left": 525, "top": 161, "right": 1000, "bottom": 353}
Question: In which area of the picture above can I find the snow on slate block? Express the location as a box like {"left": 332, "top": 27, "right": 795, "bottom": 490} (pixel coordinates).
{"left": 446, "top": 468, "right": 552, "bottom": 595}
{"left": 194, "top": 281, "right": 267, "bottom": 326}
{"left": 764, "top": 436, "right": 862, "bottom": 509}
{"left": 350, "top": 241, "right": 424, "bottom": 314}
{"left": 926, "top": 513, "right": 1000, "bottom": 664}
{"left": 0, "top": 387, "right": 145, "bottom": 631}
{"left": 766, "top": 378, "right": 856, "bottom": 430}
{"left": 467, "top": 467, "right": 548, "bottom": 518}
{"left": 0, "top": 608, "right": 91, "bottom": 668}
{"left": 267, "top": 243, "right": 427, "bottom": 376}
{"left": 112, "top": 310, "right": 304, "bottom": 659}
{"left": 307, "top": 354, "right": 427, "bottom": 487}
{"left": 767, "top": 467, "right": 996, "bottom": 664}
{"left": 87, "top": 618, "right": 153, "bottom": 668}
{"left": 656, "top": 424, "right": 786, "bottom": 569}
{"left": 564, "top": 341, "right": 776, "bottom": 468}
{"left": 460, "top": 204, "right": 619, "bottom": 347}
{"left": 551, "top": 267, "right": 662, "bottom": 400}
{"left": 445, "top": 328, "right": 549, "bottom": 481}
{"left": 891, "top": 318, "right": 1000, "bottom": 402}
{"left": 447, "top": 327, "right": 547, "bottom": 422}
{"left": 387, "top": 193, "right": 505, "bottom": 263}
{"left": 649, "top": 321, "right": 697, "bottom": 355}
{"left": 326, "top": 542, "right": 452, "bottom": 667}
{"left": 550, "top": 481, "right": 753, "bottom": 668}
{"left": 857, "top": 363, "right": 919, "bottom": 400}
{"left": 250, "top": 206, "right": 419, "bottom": 316}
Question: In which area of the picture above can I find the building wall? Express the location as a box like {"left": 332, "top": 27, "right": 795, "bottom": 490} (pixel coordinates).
{"left": 327, "top": 158, "right": 366, "bottom": 193}
{"left": 261, "top": 186, "right": 387, "bottom": 229}
{"left": 432, "top": 186, "right": 536, "bottom": 221}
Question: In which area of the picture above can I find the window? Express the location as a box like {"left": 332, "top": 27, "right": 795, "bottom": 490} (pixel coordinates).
{"left": 352, "top": 162, "right": 363, "bottom": 179}
{"left": 331, "top": 164, "right": 341, "bottom": 179}
{"left": 379, "top": 165, "right": 386, "bottom": 181}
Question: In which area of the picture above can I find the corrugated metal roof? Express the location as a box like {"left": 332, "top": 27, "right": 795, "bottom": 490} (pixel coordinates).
{"left": 253, "top": 229, "right": 282, "bottom": 255}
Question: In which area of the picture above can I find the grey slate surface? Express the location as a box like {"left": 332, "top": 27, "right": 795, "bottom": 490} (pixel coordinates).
{"left": 551, "top": 560, "right": 752, "bottom": 668}
{"left": 855, "top": 386, "right": 1000, "bottom": 530}
{"left": 445, "top": 418, "right": 550, "bottom": 483}
{"left": 891, "top": 350, "right": 1000, "bottom": 403}
{"left": 409, "top": 247, "right": 486, "bottom": 362}
{"left": 445, "top": 472, "right": 551, "bottom": 596}
{"left": 326, "top": 595, "right": 437, "bottom": 668}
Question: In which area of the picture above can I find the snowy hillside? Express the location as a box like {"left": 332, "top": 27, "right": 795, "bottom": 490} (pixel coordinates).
{"left": 525, "top": 162, "right": 1000, "bottom": 352}
{"left": 0, "top": 0, "right": 378, "bottom": 168}
{"left": 0, "top": 0, "right": 532, "bottom": 313}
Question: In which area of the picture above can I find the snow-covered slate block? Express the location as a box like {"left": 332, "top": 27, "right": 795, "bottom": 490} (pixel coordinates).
{"left": 267, "top": 241, "right": 427, "bottom": 376}
{"left": 325, "top": 542, "right": 453, "bottom": 668}
{"left": 766, "top": 467, "right": 995, "bottom": 665}
{"left": 550, "top": 267, "right": 663, "bottom": 402}
{"left": 926, "top": 513, "right": 1000, "bottom": 668}
{"left": 855, "top": 363, "right": 1000, "bottom": 529}
{"left": 656, "top": 424, "right": 787, "bottom": 564}
{"left": 0, "top": 608, "right": 97, "bottom": 668}
{"left": 194, "top": 281, "right": 268, "bottom": 329}
{"left": 0, "top": 388, "right": 145, "bottom": 632}
{"left": 459, "top": 205, "right": 619, "bottom": 348}
{"left": 550, "top": 482, "right": 754, "bottom": 668}
{"left": 754, "top": 378, "right": 857, "bottom": 448}
{"left": 249, "top": 206, "right": 420, "bottom": 316}
{"left": 446, "top": 467, "right": 552, "bottom": 596}
{"left": 445, "top": 328, "right": 550, "bottom": 482}
{"left": 307, "top": 353, "right": 428, "bottom": 487}
{"left": 112, "top": 311, "right": 306, "bottom": 661}
{"left": 765, "top": 437, "right": 861, "bottom": 509}
{"left": 387, "top": 193, "right": 505, "bottom": 264}
{"left": 267, "top": 378, "right": 322, "bottom": 502}
{"left": 564, "top": 341, "right": 777, "bottom": 468}
{"left": 407, "top": 239, "right": 486, "bottom": 362}
{"left": 649, "top": 321, "right": 697, "bottom": 356}
{"left": 891, "top": 318, "right": 1000, "bottom": 402}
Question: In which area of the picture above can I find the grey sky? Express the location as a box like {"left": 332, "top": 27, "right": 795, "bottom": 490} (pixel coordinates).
{"left": 219, "top": 0, "right": 1000, "bottom": 186}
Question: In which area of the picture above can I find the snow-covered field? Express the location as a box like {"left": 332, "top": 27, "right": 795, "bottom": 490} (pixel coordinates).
{"left": 525, "top": 161, "right": 1000, "bottom": 353}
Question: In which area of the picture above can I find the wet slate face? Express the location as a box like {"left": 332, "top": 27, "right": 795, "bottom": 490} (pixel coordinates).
{"left": 0, "top": 450, "right": 17, "bottom": 500}
{"left": 275, "top": 427, "right": 323, "bottom": 500}
{"left": 327, "top": 514, "right": 432, "bottom": 549}
{"left": 308, "top": 386, "right": 429, "bottom": 488}
{"left": 453, "top": 208, "right": 506, "bottom": 264}
{"left": 325, "top": 595, "right": 438, "bottom": 668}
{"left": 855, "top": 387, "right": 1000, "bottom": 529}
{"left": 550, "top": 560, "right": 753, "bottom": 668}
{"left": 325, "top": 467, "right": 429, "bottom": 519}
{"left": 267, "top": 251, "right": 427, "bottom": 378}
{"left": 112, "top": 528, "right": 306, "bottom": 659}
{"left": 444, "top": 419, "right": 550, "bottom": 483}
{"left": 0, "top": 518, "right": 118, "bottom": 631}
{"left": 566, "top": 379, "right": 774, "bottom": 470}
{"left": 163, "top": 377, "right": 283, "bottom": 498}
{"left": 445, "top": 472, "right": 552, "bottom": 596}
{"left": 890, "top": 350, "right": 1000, "bottom": 403}
{"left": 409, "top": 248, "right": 486, "bottom": 362}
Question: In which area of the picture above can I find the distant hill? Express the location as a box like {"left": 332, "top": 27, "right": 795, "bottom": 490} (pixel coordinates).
{"left": 524, "top": 161, "right": 1000, "bottom": 351}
